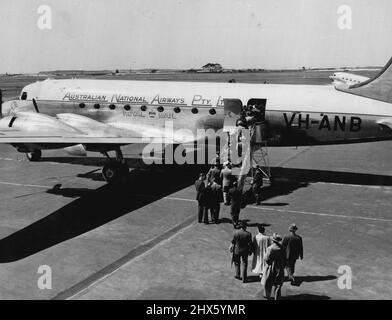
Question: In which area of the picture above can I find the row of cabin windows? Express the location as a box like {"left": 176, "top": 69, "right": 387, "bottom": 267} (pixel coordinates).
{"left": 78, "top": 103, "right": 217, "bottom": 115}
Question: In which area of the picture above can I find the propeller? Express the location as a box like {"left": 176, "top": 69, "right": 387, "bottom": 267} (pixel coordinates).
{"left": 32, "top": 98, "right": 40, "bottom": 113}
{"left": 0, "top": 89, "right": 2, "bottom": 118}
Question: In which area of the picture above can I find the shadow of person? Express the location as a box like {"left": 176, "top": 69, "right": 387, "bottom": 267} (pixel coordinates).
{"left": 245, "top": 275, "right": 262, "bottom": 283}
{"left": 294, "top": 275, "right": 337, "bottom": 286}
{"left": 281, "top": 293, "right": 331, "bottom": 300}
{"left": 0, "top": 165, "right": 206, "bottom": 263}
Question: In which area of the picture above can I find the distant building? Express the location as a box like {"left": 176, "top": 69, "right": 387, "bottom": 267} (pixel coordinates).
{"left": 200, "top": 63, "right": 223, "bottom": 73}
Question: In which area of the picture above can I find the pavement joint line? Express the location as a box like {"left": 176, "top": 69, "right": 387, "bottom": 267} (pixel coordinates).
{"left": 248, "top": 205, "right": 392, "bottom": 223}
{"left": 0, "top": 181, "right": 51, "bottom": 189}
{"left": 162, "top": 196, "right": 392, "bottom": 223}
{"left": 52, "top": 214, "right": 197, "bottom": 300}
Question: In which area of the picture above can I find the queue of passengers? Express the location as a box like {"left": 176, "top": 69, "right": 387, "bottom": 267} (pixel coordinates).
{"left": 195, "top": 156, "right": 304, "bottom": 300}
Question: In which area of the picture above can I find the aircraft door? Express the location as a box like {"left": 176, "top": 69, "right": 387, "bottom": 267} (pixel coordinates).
{"left": 247, "top": 98, "right": 266, "bottom": 122}
{"left": 247, "top": 99, "right": 267, "bottom": 144}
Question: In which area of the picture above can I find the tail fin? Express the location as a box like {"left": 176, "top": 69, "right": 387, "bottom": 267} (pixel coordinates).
{"left": 336, "top": 56, "right": 392, "bottom": 103}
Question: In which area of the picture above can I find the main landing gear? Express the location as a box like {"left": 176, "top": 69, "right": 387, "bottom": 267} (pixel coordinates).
{"left": 101, "top": 148, "right": 129, "bottom": 183}
{"left": 26, "top": 149, "right": 42, "bottom": 162}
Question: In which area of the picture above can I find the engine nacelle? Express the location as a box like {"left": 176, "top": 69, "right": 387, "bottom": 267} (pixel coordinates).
{"left": 64, "top": 144, "right": 88, "bottom": 156}
{"left": 0, "top": 112, "right": 82, "bottom": 134}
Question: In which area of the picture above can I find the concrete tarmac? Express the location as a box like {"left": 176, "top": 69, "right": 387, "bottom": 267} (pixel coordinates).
{"left": 0, "top": 141, "right": 391, "bottom": 300}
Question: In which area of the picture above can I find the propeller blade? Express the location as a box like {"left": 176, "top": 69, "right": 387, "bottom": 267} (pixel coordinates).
{"left": 0, "top": 89, "right": 3, "bottom": 119}
{"left": 32, "top": 98, "right": 40, "bottom": 113}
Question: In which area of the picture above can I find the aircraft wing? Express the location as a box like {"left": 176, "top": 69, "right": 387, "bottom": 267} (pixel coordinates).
{"left": 0, "top": 112, "right": 195, "bottom": 146}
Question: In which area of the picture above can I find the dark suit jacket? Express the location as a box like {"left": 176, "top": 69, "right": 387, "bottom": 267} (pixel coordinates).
{"left": 229, "top": 187, "right": 242, "bottom": 208}
{"left": 253, "top": 169, "right": 264, "bottom": 187}
{"left": 282, "top": 233, "right": 303, "bottom": 261}
{"left": 207, "top": 167, "right": 221, "bottom": 184}
{"left": 210, "top": 182, "right": 223, "bottom": 205}
{"left": 199, "top": 185, "right": 213, "bottom": 207}
{"left": 195, "top": 179, "right": 205, "bottom": 201}
{"left": 232, "top": 229, "right": 252, "bottom": 256}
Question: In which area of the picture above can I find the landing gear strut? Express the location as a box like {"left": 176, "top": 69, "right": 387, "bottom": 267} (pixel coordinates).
{"left": 101, "top": 148, "right": 129, "bottom": 183}
{"left": 26, "top": 149, "right": 42, "bottom": 162}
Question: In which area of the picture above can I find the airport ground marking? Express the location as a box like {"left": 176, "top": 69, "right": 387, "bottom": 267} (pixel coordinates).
{"left": 163, "top": 196, "right": 392, "bottom": 223}
{"left": 0, "top": 181, "right": 51, "bottom": 189}
{"left": 53, "top": 214, "right": 196, "bottom": 300}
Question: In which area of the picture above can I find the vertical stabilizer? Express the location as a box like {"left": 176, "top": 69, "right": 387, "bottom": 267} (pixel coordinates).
{"left": 336, "top": 56, "right": 392, "bottom": 103}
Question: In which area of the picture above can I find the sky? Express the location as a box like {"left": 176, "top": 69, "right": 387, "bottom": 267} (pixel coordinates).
{"left": 1, "top": 0, "right": 392, "bottom": 73}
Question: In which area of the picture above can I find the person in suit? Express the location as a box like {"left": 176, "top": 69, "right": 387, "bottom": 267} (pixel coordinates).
{"left": 231, "top": 221, "right": 253, "bottom": 283}
{"left": 200, "top": 182, "right": 213, "bottom": 224}
{"left": 228, "top": 180, "right": 242, "bottom": 228}
{"left": 210, "top": 179, "right": 223, "bottom": 223}
{"left": 262, "top": 233, "right": 286, "bottom": 300}
{"left": 282, "top": 224, "right": 303, "bottom": 284}
{"left": 252, "top": 165, "right": 264, "bottom": 205}
{"left": 207, "top": 164, "right": 221, "bottom": 185}
{"left": 220, "top": 162, "right": 233, "bottom": 205}
{"left": 195, "top": 173, "right": 206, "bottom": 223}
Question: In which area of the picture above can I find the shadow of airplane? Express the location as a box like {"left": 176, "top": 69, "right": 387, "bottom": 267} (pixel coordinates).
{"left": 0, "top": 165, "right": 208, "bottom": 263}
{"left": 3, "top": 157, "right": 392, "bottom": 263}
{"left": 42, "top": 156, "right": 392, "bottom": 187}
{"left": 271, "top": 167, "right": 392, "bottom": 186}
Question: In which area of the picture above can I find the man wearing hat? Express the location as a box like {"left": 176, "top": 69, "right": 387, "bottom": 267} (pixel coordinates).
{"left": 262, "top": 233, "right": 286, "bottom": 300}
{"left": 252, "top": 165, "right": 264, "bottom": 205}
{"left": 195, "top": 173, "right": 206, "bottom": 223}
{"left": 230, "top": 221, "right": 253, "bottom": 283}
{"left": 282, "top": 224, "right": 304, "bottom": 284}
{"left": 229, "top": 180, "right": 242, "bottom": 228}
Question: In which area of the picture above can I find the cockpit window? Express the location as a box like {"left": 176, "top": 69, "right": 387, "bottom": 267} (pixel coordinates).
{"left": 21, "top": 92, "right": 27, "bottom": 100}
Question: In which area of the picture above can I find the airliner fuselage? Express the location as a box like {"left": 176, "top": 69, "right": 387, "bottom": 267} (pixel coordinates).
{"left": 3, "top": 78, "right": 392, "bottom": 147}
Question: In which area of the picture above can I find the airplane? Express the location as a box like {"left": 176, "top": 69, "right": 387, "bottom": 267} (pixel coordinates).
{"left": 329, "top": 72, "right": 369, "bottom": 86}
{"left": 1, "top": 55, "right": 392, "bottom": 184}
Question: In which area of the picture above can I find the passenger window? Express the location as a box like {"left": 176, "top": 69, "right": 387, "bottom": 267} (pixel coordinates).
{"left": 174, "top": 107, "right": 181, "bottom": 113}
{"left": 124, "top": 105, "right": 131, "bottom": 111}
{"left": 141, "top": 105, "right": 147, "bottom": 111}
{"left": 191, "top": 108, "right": 198, "bottom": 114}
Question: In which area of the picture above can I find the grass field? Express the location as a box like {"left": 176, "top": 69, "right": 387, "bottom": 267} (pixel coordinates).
{"left": 0, "top": 69, "right": 380, "bottom": 100}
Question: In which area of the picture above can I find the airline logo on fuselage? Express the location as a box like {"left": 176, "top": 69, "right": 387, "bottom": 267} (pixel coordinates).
{"left": 111, "top": 94, "right": 148, "bottom": 104}
{"left": 62, "top": 91, "right": 223, "bottom": 107}
{"left": 63, "top": 92, "right": 108, "bottom": 102}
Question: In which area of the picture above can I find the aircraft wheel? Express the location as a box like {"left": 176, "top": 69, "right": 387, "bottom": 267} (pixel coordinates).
{"left": 102, "top": 162, "right": 129, "bottom": 183}
{"left": 26, "top": 150, "right": 42, "bottom": 162}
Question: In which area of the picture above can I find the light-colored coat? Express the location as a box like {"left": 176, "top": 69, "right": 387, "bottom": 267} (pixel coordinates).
{"left": 261, "top": 242, "right": 285, "bottom": 287}
{"left": 251, "top": 233, "right": 271, "bottom": 274}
